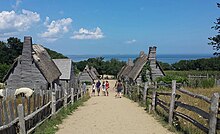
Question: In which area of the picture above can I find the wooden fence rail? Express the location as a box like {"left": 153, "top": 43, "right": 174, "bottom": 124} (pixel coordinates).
{"left": 0, "top": 86, "right": 87, "bottom": 134}
{"left": 125, "top": 80, "right": 220, "bottom": 134}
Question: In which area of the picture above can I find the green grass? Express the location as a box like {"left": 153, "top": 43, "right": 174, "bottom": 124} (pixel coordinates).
{"left": 34, "top": 93, "right": 90, "bottom": 134}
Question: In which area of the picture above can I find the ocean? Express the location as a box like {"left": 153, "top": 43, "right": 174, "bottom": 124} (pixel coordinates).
{"left": 67, "top": 54, "right": 214, "bottom": 64}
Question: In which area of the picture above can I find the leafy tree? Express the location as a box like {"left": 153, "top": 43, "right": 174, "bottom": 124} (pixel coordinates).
{"left": 208, "top": 3, "right": 220, "bottom": 55}
{"left": 75, "top": 57, "right": 125, "bottom": 76}
{"left": 45, "top": 48, "right": 68, "bottom": 59}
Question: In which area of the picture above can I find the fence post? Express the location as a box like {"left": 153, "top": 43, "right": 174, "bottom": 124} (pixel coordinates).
{"left": 17, "top": 104, "right": 26, "bottom": 134}
{"left": 151, "top": 89, "right": 156, "bottom": 111}
{"left": 64, "top": 88, "right": 67, "bottom": 108}
{"left": 143, "top": 82, "right": 148, "bottom": 104}
{"left": 208, "top": 93, "right": 219, "bottom": 134}
{"left": 169, "top": 80, "right": 176, "bottom": 125}
{"left": 77, "top": 88, "right": 79, "bottom": 101}
{"left": 51, "top": 91, "right": 56, "bottom": 115}
{"left": 71, "top": 88, "right": 74, "bottom": 104}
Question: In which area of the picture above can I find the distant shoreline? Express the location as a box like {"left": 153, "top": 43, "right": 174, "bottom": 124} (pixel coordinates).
{"left": 67, "top": 54, "right": 214, "bottom": 64}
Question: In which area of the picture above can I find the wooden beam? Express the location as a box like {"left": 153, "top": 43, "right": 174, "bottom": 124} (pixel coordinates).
{"left": 177, "top": 88, "right": 211, "bottom": 103}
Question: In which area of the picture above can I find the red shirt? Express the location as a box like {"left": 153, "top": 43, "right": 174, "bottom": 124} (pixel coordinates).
{"left": 106, "top": 82, "right": 109, "bottom": 90}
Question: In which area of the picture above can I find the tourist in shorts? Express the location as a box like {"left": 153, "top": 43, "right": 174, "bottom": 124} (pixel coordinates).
{"left": 96, "top": 80, "right": 101, "bottom": 96}
{"left": 102, "top": 81, "right": 106, "bottom": 96}
{"left": 91, "top": 81, "right": 96, "bottom": 96}
{"left": 115, "top": 80, "right": 123, "bottom": 98}
{"left": 105, "top": 81, "right": 110, "bottom": 96}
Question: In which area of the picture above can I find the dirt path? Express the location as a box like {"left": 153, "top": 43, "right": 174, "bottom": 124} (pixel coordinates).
{"left": 56, "top": 80, "right": 173, "bottom": 134}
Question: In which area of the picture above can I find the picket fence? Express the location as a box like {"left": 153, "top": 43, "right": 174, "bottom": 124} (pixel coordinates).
{"left": 0, "top": 86, "right": 87, "bottom": 134}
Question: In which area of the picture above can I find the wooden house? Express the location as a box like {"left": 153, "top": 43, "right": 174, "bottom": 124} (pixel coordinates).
{"left": 118, "top": 46, "right": 165, "bottom": 84}
{"left": 3, "top": 36, "right": 61, "bottom": 95}
{"left": 53, "top": 59, "right": 74, "bottom": 90}
{"left": 117, "top": 58, "right": 134, "bottom": 81}
{"left": 78, "top": 65, "right": 99, "bottom": 84}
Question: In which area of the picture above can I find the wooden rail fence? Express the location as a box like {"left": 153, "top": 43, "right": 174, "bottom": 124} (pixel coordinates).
{"left": 125, "top": 80, "right": 220, "bottom": 134}
{"left": 0, "top": 86, "right": 87, "bottom": 134}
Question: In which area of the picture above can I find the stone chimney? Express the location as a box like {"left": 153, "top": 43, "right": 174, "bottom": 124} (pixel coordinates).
{"left": 139, "top": 51, "right": 145, "bottom": 57}
{"left": 148, "top": 46, "right": 157, "bottom": 61}
{"left": 22, "top": 36, "right": 33, "bottom": 60}
{"left": 127, "top": 58, "right": 134, "bottom": 66}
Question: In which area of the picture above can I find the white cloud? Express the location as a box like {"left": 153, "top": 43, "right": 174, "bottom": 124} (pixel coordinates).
{"left": 126, "top": 39, "right": 136, "bottom": 44}
{"left": 71, "top": 27, "right": 104, "bottom": 40}
{"left": 12, "top": 0, "right": 22, "bottom": 10}
{"left": 40, "top": 17, "right": 73, "bottom": 42}
{"left": 0, "top": 9, "right": 40, "bottom": 37}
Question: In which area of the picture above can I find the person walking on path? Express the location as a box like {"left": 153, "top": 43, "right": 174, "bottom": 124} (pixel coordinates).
{"left": 105, "top": 81, "right": 110, "bottom": 96}
{"left": 96, "top": 80, "right": 101, "bottom": 96}
{"left": 102, "top": 81, "right": 106, "bottom": 96}
{"left": 91, "top": 81, "right": 96, "bottom": 97}
{"left": 82, "top": 82, "right": 87, "bottom": 94}
{"left": 114, "top": 80, "right": 123, "bottom": 98}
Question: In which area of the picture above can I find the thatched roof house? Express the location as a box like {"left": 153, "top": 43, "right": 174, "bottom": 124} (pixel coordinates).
{"left": 90, "top": 66, "right": 100, "bottom": 78}
{"left": 127, "top": 51, "right": 148, "bottom": 81}
{"left": 118, "top": 46, "right": 165, "bottom": 83}
{"left": 117, "top": 58, "right": 134, "bottom": 80}
{"left": 78, "top": 65, "right": 99, "bottom": 84}
{"left": 53, "top": 59, "right": 74, "bottom": 89}
{"left": 3, "top": 36, "right": 61, "bottom": 92}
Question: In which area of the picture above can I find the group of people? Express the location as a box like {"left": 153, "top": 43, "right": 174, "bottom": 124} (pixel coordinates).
{"left": 91, "top": 80, "right": 110, "bottom": 96}
{"left": 91, "top": 80, "right": 123, "bottom": 98}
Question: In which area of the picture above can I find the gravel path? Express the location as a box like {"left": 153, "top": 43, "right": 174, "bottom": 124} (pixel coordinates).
{"left": 56, "top": 80, "right": 174, "bottom": 134}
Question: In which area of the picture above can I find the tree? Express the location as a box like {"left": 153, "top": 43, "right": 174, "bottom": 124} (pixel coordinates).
{"left": 208, "top": 3, "right": 220, "bottom": 55}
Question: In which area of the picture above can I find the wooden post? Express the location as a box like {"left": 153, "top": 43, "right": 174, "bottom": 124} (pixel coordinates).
{"left": 137, "top": 85, "right": 140, "bottom": 101}
{"left": 2, "top": 100, "right": 9, "bottom": 124}
{"left": 51, "top": 91, "right": 56, "bottom": 115}
{"left": 0, "top": 101, "right": 3, "bottom": 126}
{"left": 143, "top": 82, "right": 148, "bottom": 104}
{"left": 8, "top": 100, "right": 14, "bottom": 121}
{"left": 64, "top": 88, "right": 67, "bottom": 108}
{"left": 169, "top": 80, "right": 176, "bottom": 125}
{"left": 208, "top": 93, "right": 219, "bottom": 134}
{"left": 77, "top": 89, "right": 79, "bottom": 101}
{"left": 148, "top": 104, "right": 152, "bottom": 113}
{"left": 17, "top": 104, "right": 26, "bottom": 134}
{"left": 71, "top": 88, "right": 74, "bottom": 104}
{"left": 151, "top": 89, "right": 156, "bottom": 111}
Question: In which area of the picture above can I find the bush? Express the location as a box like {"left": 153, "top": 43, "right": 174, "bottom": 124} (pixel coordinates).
{"left": 156, "top": 75, "right": 188, "bottom": 84}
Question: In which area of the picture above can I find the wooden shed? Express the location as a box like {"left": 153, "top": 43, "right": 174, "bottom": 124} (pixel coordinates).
{"left": 3, "top": 36, "right": 61, "bottom": 95}
{"left": 53, "top": 59, "right": 74, "bottom": 90}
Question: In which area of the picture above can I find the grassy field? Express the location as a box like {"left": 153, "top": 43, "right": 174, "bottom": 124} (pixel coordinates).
{"left": 165, "top": 70, "right": 220, "bottom": 78}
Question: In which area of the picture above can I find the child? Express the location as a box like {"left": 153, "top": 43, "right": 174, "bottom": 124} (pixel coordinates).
{"left": 102, "top": 81, "right": 106, "bottom": 96}
{"left": 105, "top": 81, "right": 110, "bottom": 96}
{"left": 91, "top": 81, "right": 95, "bottom": 96}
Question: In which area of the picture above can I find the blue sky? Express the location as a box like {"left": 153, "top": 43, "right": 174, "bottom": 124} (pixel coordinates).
{"left": 0, "top": 0, "right": 219, "bottom": 55}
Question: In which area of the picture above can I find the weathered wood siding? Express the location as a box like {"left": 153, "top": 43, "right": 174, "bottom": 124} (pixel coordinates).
{"left": 78, "top": 71, "right": 93, "bottom": 83}
{"left": 5, "top": 59, "right": 48, "bottom": 92}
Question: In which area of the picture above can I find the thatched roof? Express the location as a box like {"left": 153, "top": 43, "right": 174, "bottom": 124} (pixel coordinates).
{"left": 117, "top": 65, "right": 126, "bottom": 79}
{"left": 90, "top": 67, "right": 100, "bottom": 77}
{"left": 78, "top": 70, "right": 93, "bottom": 83}
{"left": 127, "top": 52, "right": 148, "bottom": 81}
{"left": 53, "top": 59, "right": 73, "bottom": 80}
{"left": 3, "top": 45, "right": 61, "bottom": 83}
{"left": 32, "top": 45, "right": 61, "bottom": 83}
{"left": 117, "top": 59, "right": 134, "bottom": 79}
